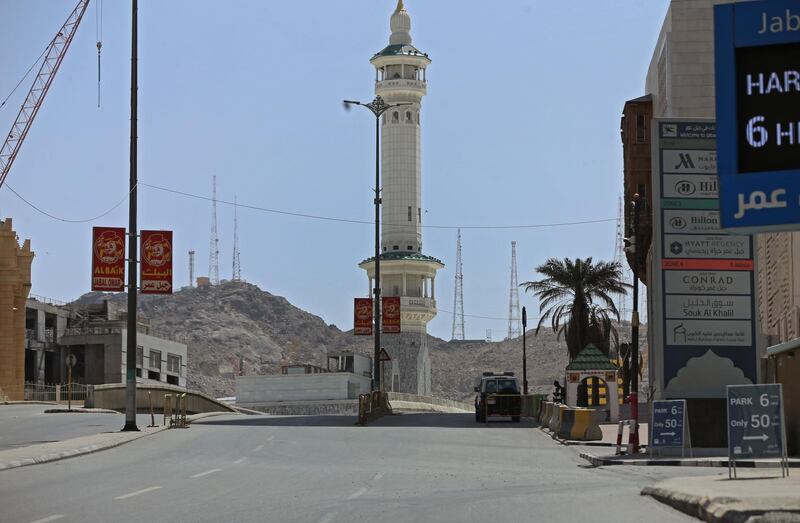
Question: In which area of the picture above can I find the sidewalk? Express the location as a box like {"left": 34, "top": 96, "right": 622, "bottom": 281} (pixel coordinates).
{"left": 580, "top": 449, "right": 800, "bottom": 468}
{"left": 541, "top": 422, "right": 649, "bottom": 447}
{"left": 642, "top": 472, "right": 800, "bottom": 522}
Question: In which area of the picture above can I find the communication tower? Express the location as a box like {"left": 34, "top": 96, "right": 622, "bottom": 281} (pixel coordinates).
{"left": 614, "top": 195, "right": 631, "bottom": 318}
{"left": 507, "top": 241, "right": 522, "bottom": 339}
{"left": 188, "top": 250, "right": 195, "bottom": 287}
{"left": 208, "top": 176, "right": 220, "bottom": 285}
{"left": 232, "top": 196, "right": 241, "bottom": 282}
{"left": 451, "top": 229, "right": 465, "bottom": 340}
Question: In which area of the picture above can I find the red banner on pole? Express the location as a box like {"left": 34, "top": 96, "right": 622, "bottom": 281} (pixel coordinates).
{"left": 382, "top": 297, "right": 401, "bottom": 333}
{"left": 91, "top": 227, "right": 126, "bottom": 292}
{"left": 354, "top": 298, "right": 373, "bottom": 335}
{"left": 140, "top": 230, "right": 173, "bottom": 294}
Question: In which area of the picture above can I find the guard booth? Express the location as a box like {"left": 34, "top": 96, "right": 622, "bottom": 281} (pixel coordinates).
{"left": 565, "top": 344, "right": 619, "bottom": 422}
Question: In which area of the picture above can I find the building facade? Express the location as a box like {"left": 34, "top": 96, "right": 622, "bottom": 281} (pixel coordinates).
{"left": 0, "top": 218, "right": 33, "bottom": 400}
{"left": 358, "top": 1, "right": 443, "bottom": 395}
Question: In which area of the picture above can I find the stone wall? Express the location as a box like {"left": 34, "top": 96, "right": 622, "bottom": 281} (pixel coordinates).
{"left": 0, "top": 219, "right": 33, "bottom": 400}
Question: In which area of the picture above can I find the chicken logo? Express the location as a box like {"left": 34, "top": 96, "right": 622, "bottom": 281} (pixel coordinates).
{"left": 142, "top": 233, "right": 172, "bottom": 267}
{"left": 94, "top": 230, "right": 124, "bottom": 264}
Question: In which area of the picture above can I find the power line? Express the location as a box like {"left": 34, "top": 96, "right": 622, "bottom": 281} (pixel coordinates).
{"left": 2, "top": 182, "right": 132, "bottom": 223}
{"left": 139, "top": 182, "right": 615, "bottom": 231}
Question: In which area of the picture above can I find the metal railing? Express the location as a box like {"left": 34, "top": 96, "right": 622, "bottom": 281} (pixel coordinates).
{"left": 23, "top": 381, "right": 88, "bottom": 403}
{"left": 24, "top": 382, "right": 57, "bottom": 402}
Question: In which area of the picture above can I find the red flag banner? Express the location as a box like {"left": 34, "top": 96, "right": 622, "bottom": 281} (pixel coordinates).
{"left": 140, "top": 230, "right": 173, "bottom": 294}
{"left": 382, "top": 297, "right": 401, "bottom": 333}
{"left": 91, "top": 227, "right": 126, "bottom": 292}
{"left": 354, "top": 298, "right": 373, "bottom": 335}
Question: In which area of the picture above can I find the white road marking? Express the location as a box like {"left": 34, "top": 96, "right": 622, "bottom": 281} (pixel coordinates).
{"left": 253, "top": 444, "right": 264, "bottom": 452}
{"left": 114, "top": 486, "right": 163, "bottom": 500}
{"left": 190, "top": 468, "right": 221, "bottom": 479}
{"left": 371, "top": 472, "right": 384, "bottom": 482}
{"left": 233, "top": 457, "right": 246, "bottom": 464}
{"left": 318, "top": 512, "right": 337, "bottom": 523}
{"left": 29, "top": 515, "right": 64, "bottom": 523}
{"left": 348, "top": 487, "right": 368, "bottom": 500}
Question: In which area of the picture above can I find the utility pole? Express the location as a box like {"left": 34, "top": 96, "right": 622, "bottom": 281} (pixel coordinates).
{"left": 508, "top": 241, "right": 521, "bottom": 339}
{"left": 522, "top": 306, "right": 528, "bottom": 395}
{"left": 122, "top": 0, "right": 139, "bottom": 432}
{"left": 629, "top": 194, "right": 642, "bottom": 452}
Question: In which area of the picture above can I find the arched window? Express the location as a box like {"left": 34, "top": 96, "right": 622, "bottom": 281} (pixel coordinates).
{"left": 406, "top": 111, "right": 412, "bottom": 123}
{"left": 392, "top": 111, "right": 399, "bottom": 123}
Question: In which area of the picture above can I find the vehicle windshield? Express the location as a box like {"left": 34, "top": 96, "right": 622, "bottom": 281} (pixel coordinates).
{"left": 496, "top": 379, "right": 518, "bottom": 394}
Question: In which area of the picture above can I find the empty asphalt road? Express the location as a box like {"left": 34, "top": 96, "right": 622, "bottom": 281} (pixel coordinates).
{"left": 0, "top": 412, "right": 711, "bottom": 522}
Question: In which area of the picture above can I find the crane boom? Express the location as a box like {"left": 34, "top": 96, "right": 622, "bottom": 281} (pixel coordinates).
{"left": 0, "top": 0, "right": 90, "bottom": 189}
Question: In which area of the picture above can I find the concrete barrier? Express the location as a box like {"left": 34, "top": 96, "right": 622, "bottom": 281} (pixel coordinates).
{"left": 541, "top": 402, "right": 553, "bottom": 427}
{"left": 557, "top": 407, "right": 575, "bottom": 440}
{"left": 549, "top": 404, "right": 563, "bottom": 433}
{"left": 85, "top": 383, "right": 235, "bottom": 415}
{"left": 569, "top": 408, "right": 603, "bottom": 441}
{"left": 521, "top": 394, "right": 546, "bottom": 420}
{"left": 385, "top": 392, "right": 472, "bottom": 414}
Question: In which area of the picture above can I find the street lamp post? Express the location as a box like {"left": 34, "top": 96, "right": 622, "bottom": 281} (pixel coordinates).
{"left": 629, "top": 194, "right": 642, "bottom": 453}
{"left": 522, "top": 306, "right": 528, "bottom": 395}
{"left": 344, "top": 96, "right": 410, "bottom": 392}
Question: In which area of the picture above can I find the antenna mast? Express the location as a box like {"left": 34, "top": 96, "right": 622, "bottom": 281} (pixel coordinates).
{"left": 188, "top": 250, "right": 195, "bottom": 287}
{"left": 614, "top": 194, "right": 630, "bottom": 322}
{"left": 232, "top": 196, "right": 241, "bottom": 281}
{"left": 451, "top": 229, "right": 465, "bottom": 340}
{"left": 208, "top": 176, "right": 220, "bottom": 285}
{"left": 507, "top": 241, "right": 521, "bottom": 339}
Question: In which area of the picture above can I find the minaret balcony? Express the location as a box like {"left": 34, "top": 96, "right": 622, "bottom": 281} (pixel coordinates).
{"left": 375, "top": 78, "right": 427, "bottom": 96}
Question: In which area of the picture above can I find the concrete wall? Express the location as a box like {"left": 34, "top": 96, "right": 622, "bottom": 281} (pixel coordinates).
{"left": 235, "top": 373, "right": 372, "bottom": 404}
{"left": 386, "top": 392, "right": 472, "bottom": 413}
{"left": 86, "top": 383, "right": 235, "bottom": 414}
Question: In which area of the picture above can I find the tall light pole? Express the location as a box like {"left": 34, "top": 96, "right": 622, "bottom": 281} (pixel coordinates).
{"left": 522, "top": 306, "right": 528, "bottom": 395}
{"left": 122, "top": 0, "right": 139, "bottom": 432}
{"left": 629, "top": 194, "right": 642, "bottom": 452}
{"left": 344, "top": 96, "right": 410, "bottom": 391}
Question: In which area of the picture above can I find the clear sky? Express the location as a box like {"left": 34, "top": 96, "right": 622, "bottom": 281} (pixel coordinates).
{"left": 1, "top": 0, "right": 665, "bottom": 341}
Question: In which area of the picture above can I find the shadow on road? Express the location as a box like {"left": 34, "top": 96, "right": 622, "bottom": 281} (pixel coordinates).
{"left": 194, "top": 412, "right": 537, "bottom": 430}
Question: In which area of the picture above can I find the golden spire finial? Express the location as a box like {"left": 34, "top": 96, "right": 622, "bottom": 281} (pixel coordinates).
{"left": 395, "top": 0, "right": 404, "bottom": 12}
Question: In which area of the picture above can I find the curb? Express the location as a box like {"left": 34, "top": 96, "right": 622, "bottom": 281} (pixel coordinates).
{"left": 641, "top": 485, "right": 800, "bottom": 523}
{"left": 2, "top": 401, "right": 59, "bottom": 406}
{"left": 43, "top": 408, "right": 118, "bottom": 414}
{"left": 540, "top": 427, "right": 617, "bottom": 447}
{"left": 580, "top": 451, "right": 800, "bottom": 469}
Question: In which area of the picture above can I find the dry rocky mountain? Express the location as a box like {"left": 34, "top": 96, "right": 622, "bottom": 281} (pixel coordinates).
{"left": 73, "top": 281, "right": 644, "bottom": 402}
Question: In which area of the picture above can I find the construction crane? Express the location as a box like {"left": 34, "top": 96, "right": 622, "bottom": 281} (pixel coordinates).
{"left": 0, "top": 0, "right": 90, "bottom": 189}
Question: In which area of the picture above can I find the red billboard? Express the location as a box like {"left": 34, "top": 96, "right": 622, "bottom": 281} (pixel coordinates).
{"left": 382, "top": 297, "right": 401, "bottom": 333}
{"left": 354, "top": 298, "right": 373, "bottom": 335}
{"left": 140, "top": 230, "right": 173, "bottom": 294}
{"left": 91, "top": 227, "right": 126, "bottom": 292}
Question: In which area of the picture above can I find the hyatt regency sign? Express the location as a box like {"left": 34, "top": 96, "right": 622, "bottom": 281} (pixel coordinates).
{"left": 715, "top": 0, "right": 800, "bottom": 232}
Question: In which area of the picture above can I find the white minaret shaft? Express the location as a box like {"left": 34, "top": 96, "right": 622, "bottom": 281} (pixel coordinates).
{"left": 371, "top": 0, "right": 430, "bottom": 254}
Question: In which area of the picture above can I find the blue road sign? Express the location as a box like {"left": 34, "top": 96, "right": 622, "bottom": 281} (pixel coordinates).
{"left": 727, "top": 384, "right": 784, "bottom": 459}
{"left": 651, "top": 400, "right": 686, "bottom": 448}
{"left": 714, "top": 0, "right": 800, "bottom": 232}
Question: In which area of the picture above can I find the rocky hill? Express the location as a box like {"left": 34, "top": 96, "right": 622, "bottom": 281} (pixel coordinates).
{"left": 73, "top": 281, "right": 645, "bottom": 402}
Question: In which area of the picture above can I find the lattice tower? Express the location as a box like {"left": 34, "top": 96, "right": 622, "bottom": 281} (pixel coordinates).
{"left": 507, "top": 241, "right": 522, "bottom": 339}
{"left": 208, "top": 176, "right": 220, "bottom": 285}
{"left": 451, "top": 229, "right": 465, "bottom": 340}
{"left": 188, "top": 250, "right": 195, "bottom": 287}
{"left": 232, "top": 195, "right": 241, "bottom": 282}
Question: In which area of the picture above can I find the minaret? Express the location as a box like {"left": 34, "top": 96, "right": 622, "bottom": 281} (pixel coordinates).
{"left": 359, "top": 0, "right": 442, "bottom": 395}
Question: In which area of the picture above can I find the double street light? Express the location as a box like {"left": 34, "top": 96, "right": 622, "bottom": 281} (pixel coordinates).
{"left": 344, "top": 95, "right": 410, "bottom": 391}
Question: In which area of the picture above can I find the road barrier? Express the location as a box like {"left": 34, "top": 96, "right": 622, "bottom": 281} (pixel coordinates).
{"left": 358, "top": 391, "right": 391, "bottom": 426}
{"left": 541, "top": 402, "right": 554, "bottom": 427}
{"left": 163, "top": 393, "right": 188, "bottom": 428}
{"left": 569, "top": 408, "right": 603, "bottom": 441}
{"left": 557, "top": 407, "right": 575, "bottom": 439}
{"left": 549, "top": 404, "right": 563, "bottom": 433}
{"left": 615, "top": 420, "right": 635, "bottom": 455}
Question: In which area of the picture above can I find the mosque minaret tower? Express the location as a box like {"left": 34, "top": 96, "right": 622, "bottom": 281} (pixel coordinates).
{"left": 359, "top": 0, "right": 442, "bottom": 395}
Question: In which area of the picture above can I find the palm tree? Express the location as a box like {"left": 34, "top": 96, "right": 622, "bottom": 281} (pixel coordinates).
{"left": 522, "top": 257, "right": 629, "bottom": 360}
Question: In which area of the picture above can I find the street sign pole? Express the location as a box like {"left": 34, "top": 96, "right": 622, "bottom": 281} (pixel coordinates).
{"left": 522, "top": 307, "right": 528, "bottom": 395}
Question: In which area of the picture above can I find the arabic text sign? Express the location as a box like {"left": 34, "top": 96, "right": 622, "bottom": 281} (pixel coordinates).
{"left": 663, "top": 235, "right": 751, "bottom": 259}
{"left": 662, "top": 150, "right": 717, "bottom": 175}
{"left": 382, "top": 296, "right": 401, "bottom": 333}
{"left": 354, "top": 298, "right": 373, "bottom": 335}
{"left": 140, "top": 230, "right": 173, "bottom": 295}
{"left": 651, "top": 400, "right": 686, "bottom": 448}
{"left": 665, "top": 295, "right": 752, "bottom": 320}
{"left": 664, "top": 270, "right": 752, "bottom": 295}
{"left": 715, "top": 0, "right": 800, "bottom": 231}
{"left": 663, "top": 209, "right": 721, "bottom": 234}
{"left": 665, "top": 319, "right": 752, "bottom": 347}
{"left": 727, "top": 384, "right": 784, "bottom": 459}
{"left": 91, "top": 227, "right": 126, "bottom": 292}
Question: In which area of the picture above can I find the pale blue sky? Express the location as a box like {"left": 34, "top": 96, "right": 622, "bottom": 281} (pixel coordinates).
{"left": 1, "top": 0, "right": 665, "bottom": 340}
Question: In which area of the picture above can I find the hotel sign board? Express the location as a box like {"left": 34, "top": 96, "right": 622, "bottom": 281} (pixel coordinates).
{"left": 714, "top": 0, "right": 800, "bottom": 232}
{"left": 650, "top": 120, "right": 758, "bottom": 400}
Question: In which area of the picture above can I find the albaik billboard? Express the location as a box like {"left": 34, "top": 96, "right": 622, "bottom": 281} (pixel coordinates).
{"left": 91, "top": 227, "right": 126, "bottom": 292}
{"left": 382, "top": 297, "right": 401, "bottom": 333}
{"left": 140, "top": 230, "right": 173, "bottom": 294}
{"left": 354, "top": 298, "right": 373, "bottom": 335}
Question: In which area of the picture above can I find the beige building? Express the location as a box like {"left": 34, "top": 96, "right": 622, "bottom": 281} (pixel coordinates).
{"left": 0, "top": 218, "right": 34, "bottom": 400}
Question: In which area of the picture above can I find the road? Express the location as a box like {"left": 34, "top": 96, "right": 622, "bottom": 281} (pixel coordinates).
{"left": 0, "top": 412, "right": 710, "bottom": 522}
{"left": 0, "top": 405, "right": 152, "bottom": 451}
